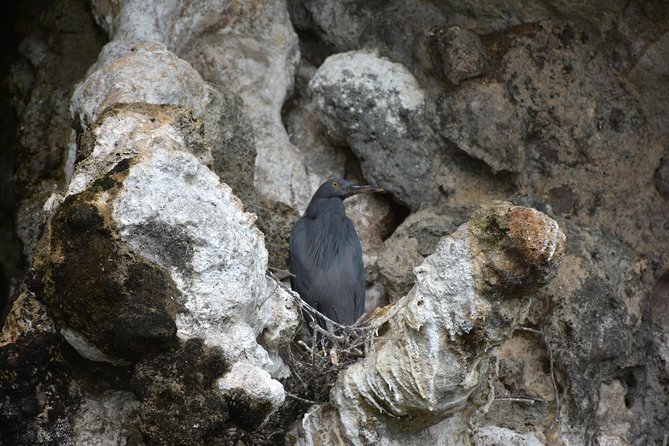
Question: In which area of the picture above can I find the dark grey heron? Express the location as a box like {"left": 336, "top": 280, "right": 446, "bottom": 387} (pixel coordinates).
{"left": 288, "top": 178, "right": 383, "bottom": 329}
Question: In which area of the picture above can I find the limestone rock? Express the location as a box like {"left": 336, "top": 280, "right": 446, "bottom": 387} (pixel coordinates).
{"left": 51, "top": 102, "right": 298, "bottom": 375}
{"left": 537, "top": 222, "right": 666, "bottom": 443}
{"left": 284, "top": 61, "right": 350, "bottom": 194}
{"left": 70, "top": 40, "right": 212, "bottom": 139}
{"left": 655, "top": 156, "right": 669, "bottom": 200}
{"left": 289, "top": 0, "right": 627, "bottom": 50}
{"left": 7, "top": 0, "right": 106, "bottom": 263}
{"left": 205, "top": 86, "right": 257, "bottom": 205}
{"left": 72, "top": 391, "right": 141, "bottom": 446}
{"left": 437, "top": 80, "right": 525, "bottom": 174}
{"left": 170, "top": 0, "right": 305, "bottom": 209}
{"left": 290, "top": 202, "right": 565, "bottom": 445}
{"left": 474, "top": 426, "right": 544, "bottom": 446}
{"left": 3, "top": 0, "right": 669, "bottom": 444}
{"left": 432, "top": 26, "right": 489, "bottom": 85}
{"left": 0, "top": 332, "right": 84, "bottom": 445}
{"left": 378, "top": 206, "right": 472, "bottom": 302}
{"left": 33, "top": 55, "right": 300, "bottom": 437}
{"left": 344, "top": 193, "right": 394, "bottom": 283}
{"left": 309, "top": 50, "right": 439, "bottom": 210}
{"left": 628, "top": 28, "right": 669, "bottom": 139}
{"left": 132, "top": 339, "right": 228, "bottom": 444}
{"left": 250, "top": 197, "right": 300, "bottom": 271}
{"left": 90, "top": 0, "right": 296, "bottom": 207}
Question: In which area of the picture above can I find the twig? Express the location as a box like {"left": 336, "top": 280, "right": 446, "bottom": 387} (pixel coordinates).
{"left": 269, "top": 267, "right": 296, "bottom": 278}
{"left": 286, "top": 392, "right": 320, "bottom": 405}
{"left": 494, "top": 396, "right": 545, "bottom": 404}
{"left": 515, "top": 325, "right": 561, "bottom": 425}
{"left": 268, "top": 271, "right": 374, "bottom": 333}
{"left": 257, "top": 277, "right": 280, "bottom": 308}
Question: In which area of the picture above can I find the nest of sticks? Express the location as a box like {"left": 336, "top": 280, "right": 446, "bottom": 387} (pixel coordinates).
{"left": 221, "top": 272, "right": 387, "bottom": 445}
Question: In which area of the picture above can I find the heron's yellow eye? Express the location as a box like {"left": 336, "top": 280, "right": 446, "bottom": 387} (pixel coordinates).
{"left": 332, "top": 181, "right": 339, "bottom": 188}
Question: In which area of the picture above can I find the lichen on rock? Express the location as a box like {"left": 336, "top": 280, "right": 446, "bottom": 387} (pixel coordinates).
{"left": 309, "top": 50, "right": 440, "bottom": 210}
{"left": 2, "top": 0, "right": 669, "bottom": 444}
{"left": 290, "top": 202, "right": 565, "bottom": 445}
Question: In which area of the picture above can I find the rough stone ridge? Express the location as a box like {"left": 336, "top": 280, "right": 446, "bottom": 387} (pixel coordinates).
{"left": 290, "top": 202, "right": 565, "bottom": 445}
{"left": 2, "top": 0, "right": 669, "bottom": 444}
{"left": 90, "top": 0, "right": 305, "bottom": 209}
{"left": 25, "top": 2, "right": 303, "bottom": 435}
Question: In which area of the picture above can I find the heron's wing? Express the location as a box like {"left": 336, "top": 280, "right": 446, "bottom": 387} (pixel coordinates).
{"left": 338, "top": 219, "right": 365, "bottom": 323}
{"left": 288, "top": 218, "right": 316, "bottom": 309}
{"left": 353, "top": 233, "right": 366, "bottom": 322}
{"left": 289, "top": 216, "right": 366, "bottom": 325}
{"left": 310, "top": 219, "right": 364, "bottom": 325}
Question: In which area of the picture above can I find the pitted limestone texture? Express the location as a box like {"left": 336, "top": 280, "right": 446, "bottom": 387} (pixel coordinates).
{"left": 432, "top": 26, "right": 489, "bottom": 85}
{"left": 378, "top": 206, "right": 473, "bottom": 303}
{"left": 89, "top": 0, "right": 305, "bottom": 209}
{"left": 133, "top": 339, "right": 228, "bottom": 445}
{"left": 33, "top": 183, "right": 182, "bottom": 364}
{"left": 309, "top": 50, "right": 439, "bottom": 210}
{"left": 290, "top": 202, "right": 565, "bottom": 445}
{"left": 113, "top": 146, "right": 299, "bottom": 379}
{"left": 71, "top": 41, "right": 211, "bottom": 132}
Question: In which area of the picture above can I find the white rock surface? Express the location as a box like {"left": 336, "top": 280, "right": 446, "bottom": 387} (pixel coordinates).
{"left": 217, "top": 362, "right": 286, "bottom": 413}
{"left": 474, "top": 426, "right": 545, "bottom": 446}
{"left": 67, "top": 107, "right": 210, "bottom": 196}
{"left": 309, "top": 50, "right": 425, "bottom": 142}
{"left": 63, "top": 107, "right": 300, "bottom": 420}
{"left": 308, "top": 50, "right": 438, "bottom": 209}
{"left": 176, "top": 1, "right": 306, "bottom": 209}
{"left": 90, "top": 0, "right": 307, "bottom": 210}
{"left": 72, "top": 391, "right": 140, "bottom": 446}
{"left": 61, "top": 328, "right": 122, "bottom": 365}
{"left": 65, "top": 0, "right": 304, "bottom": 420}
{"left": 71, "top": 41, "right": 212, "bottom": 131}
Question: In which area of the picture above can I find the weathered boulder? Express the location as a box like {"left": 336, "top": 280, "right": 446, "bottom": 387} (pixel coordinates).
{"left": 309, "top": 50, "right": 440, "bottom": 210}
{"left": 7, "top": 0, "right": 106, "bottom": 266}
{"left": 92, "top": 0, "right": 304, "bottom": 208}
{"left": 3, "top": 1, "right": 669, "bottom": 444}
{"left": 40, "top": 102, "right": 299, "bottom": 407}
{"left": 0, "top": 312, "right": 141, "bottom": 446}
{"left": 289, "top": 202, "right": 565, "bottom": 445}
{"left": 16, "top": 1, "right": 304, "bottom": 437}
{"left": 132, "top": 339, "right": 228, "bottom": 445}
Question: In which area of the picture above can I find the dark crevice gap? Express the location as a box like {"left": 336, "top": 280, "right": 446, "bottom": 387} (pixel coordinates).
{"left": 0, "top": 0, "right": 21, "bottom": 327}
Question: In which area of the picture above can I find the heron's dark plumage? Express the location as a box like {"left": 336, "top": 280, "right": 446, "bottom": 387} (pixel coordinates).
{"left": 288, "top": 179, "right": 380, "bottom": 327}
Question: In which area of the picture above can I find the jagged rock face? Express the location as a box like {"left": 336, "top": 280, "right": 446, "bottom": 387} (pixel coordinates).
{"left": 2, "top": 0, "right": 302, "bottom": 439}
{"left": 33, "top": 178, "right": 182, "bottom": 363}
{"left": 540, "top": 223, "right": 664, "bottom": 444}
{"left": 290, "top": 202, "right": 565, "bottom": 445}
{"left": 132, "top": 339, "right": 228, "bottom": 445}
{"left": 435, "top": 21, "right": 665, "bottom": 259}
{"left": 8, "top": 0, "right": 107, "bottom": 265}
{"left": 1, "top": 0, "right": 669, "bottom": 445}
{"left": 26, "top": 99, "right": 301, "bottom": 441}
{"left": 89, "top": 0, "right": 306, "bottom": 209}
{"left": 0, "top": 333, "right": 84, "bottom": 445}
{"left": 432, "top": 26, "right": 489, "bottom": 85}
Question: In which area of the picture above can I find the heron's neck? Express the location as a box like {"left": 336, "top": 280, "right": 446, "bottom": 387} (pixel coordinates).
{"left": 304, "top": 198, "right": 352, "bottom": 266}
{"left": 304, "top": 197, "right": 346, "bottom": 219}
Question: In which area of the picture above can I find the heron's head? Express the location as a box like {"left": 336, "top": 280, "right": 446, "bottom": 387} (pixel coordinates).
{"left": 313, "top": 178, "right": 384, "bottom": 200}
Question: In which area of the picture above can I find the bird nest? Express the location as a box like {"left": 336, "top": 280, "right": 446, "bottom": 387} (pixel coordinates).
{"left": 222, "top": 273, "right": 380, "bottom": 445}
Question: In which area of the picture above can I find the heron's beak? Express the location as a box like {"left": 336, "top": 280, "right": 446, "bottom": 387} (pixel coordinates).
{"left": 345, "top": 184, "right": 384, "bottom": 195}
